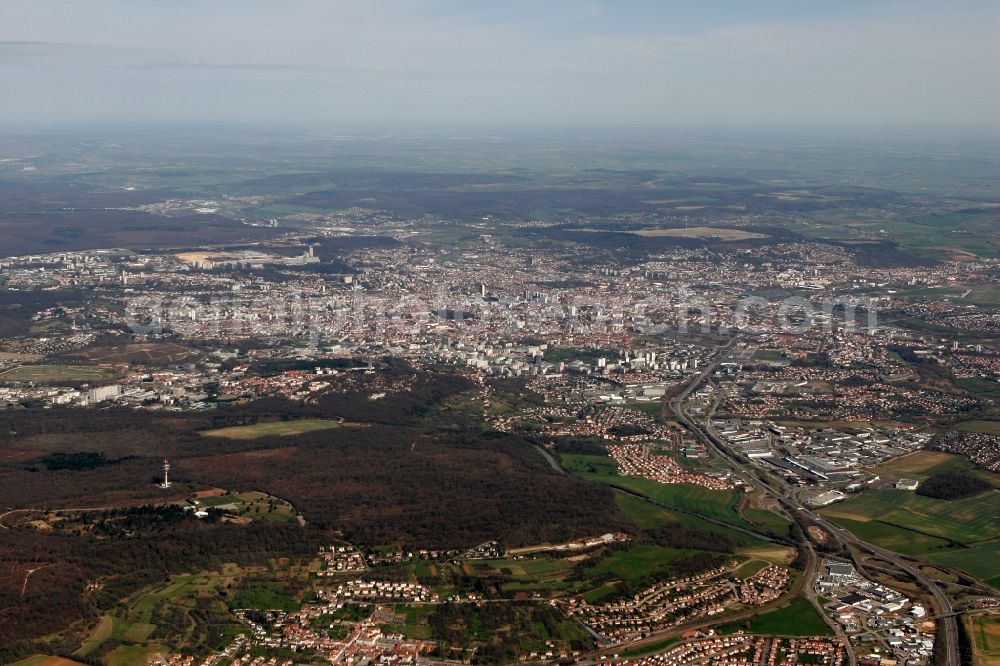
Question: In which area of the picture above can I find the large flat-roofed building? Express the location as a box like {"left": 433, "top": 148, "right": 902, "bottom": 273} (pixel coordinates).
{"left": 87, "top": 384, "right": 121, "bottom": 404}
{"left": 804, "top": 489, "right": 846, "bottom": 507}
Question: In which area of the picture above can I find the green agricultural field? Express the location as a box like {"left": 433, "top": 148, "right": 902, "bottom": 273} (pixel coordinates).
{"left": 75, "top": 567, "right": 249, "bottom": 664}
{"left": 75, "top": 615, "right": 114, "bottom": 658}
{"left": 926, "top": 540, "right": 1000, "bottom": 590}
{"left": 582, "top": 584, "right": 618, "bottom": 603}
{"left": 565, "top": 452, "right": 768, "bottom": 544}
{"left": 614, "top": 493, "right": 683, "bottom": 528}
{"left": 481, "top": 541, "right": 734, "bottom": 600}
{"left": 824, "top": 517, "right": 952, "bottom": 556}
{"left": 474, "top": 556, "right": 579, "bottom": 596}
{"left": 605, "top": 476, "right": 754, "bottom": 530}
{"left": 10, "top": 654, "right": 90, "bottom": 666}
{"left": 591, "top": 545, "right": 706, "bottom": 584}
{"left": 414, "top": 560, "right": 438, "bottom": 580}
{"left": 875, "top": 450, "right": 1000, "bottom": 485}
{"left": 960, "top": 378, "right": 1000, "bottom": 400}
{"left": 820, "top": 487, "right": 1000, "bottom": 588}
{"left": 200, "top": 418, "right": 341, "bottom": 439}
{"left": 12, "top": 656, "right": 90, "bottom": 666}
{"left": 794, "top": 209, "right": 1000, "bottom": 260}
{"left": 485, "top": 557, "right": 571, "bottom": 578}
{"left": 830, "top": 508, "right": 1000, "bottom": 588}
{"left": 965, "top": 612, "right": 1000, "bottom": 665}
{"left": 743, "top": 508, "right": 792, "bottom": 537}
{"left": 561, "top": 453, "right": 619, "bottom": 476}
{"left": 104, "top": 645, "right": 164, "bottom": 666}
{"left": 821, "top": 489, "right": 1000, "bottom": 544}
{"left": 719, "top": 598, "right": 833, "bottom": 637}
{"left": 614, "top": 400, "right": 664, "bottom": 417}
{"left": 232, "top": 582, "right": 300, "bottom": 612}
{"left": 519, "top": 558, "right": 570, "bottom": 575}
{"left": 380, "top": 604, "right": 435, "bottom": 640}
{"left": 0, "top": 364, "right": 118, "bottom": 383}
{"left": 956, "top": 420, "right": 1000, "bottom": 436}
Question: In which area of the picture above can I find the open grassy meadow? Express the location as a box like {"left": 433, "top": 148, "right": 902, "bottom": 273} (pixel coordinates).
{"left": 719, "top": 598, "right": 833, "bottom": 637}
{"left": 731, "top": 559, "right": 771, "bottom": 580}
{"left": 591, "top": 545, "right": 706, "bottom": 583}
{"left": 199, "top": 418, "right": 342, "bottom": 440}
{"left": 743, "top": 508, "right": 792, "bottom": 537}
{"left": 0, "top": 352, "right": 44, "bottom": 362}
{"left": 378, "top": 604, "right": 436, "bottom": 640}
{"left": 191, "top": 491, "right": 297, "bottom": 522}
{"left": 71, "top": 342, "right": 197, "bottom": 365}
{"left": 737, "top": 545, "right": 798, "bottom": 566}
{"left": 477, "top": 556, "right": 579, "bottom": 595}
{"left": 231, "top": 581, "right": 300, "bottom": 612}
{"left": 603, "top": 476, "right": 754, "bottom": 530}
{"left": 564, "top": 452, "right": 771, "bottom": 548}
{"left": 613, "top": 490, "right": 771, "bottom": 553}
{"left": 561, "top": 453, "right": 619, "bottom": 476}
{"left": 0, "top": 364, "right": 118, "bottom": 383}
{"left": 562, "top": 452, "right": 752, "bottom": 527}
{"left": 614, "top": 493, "right": 682, "bottom": 528}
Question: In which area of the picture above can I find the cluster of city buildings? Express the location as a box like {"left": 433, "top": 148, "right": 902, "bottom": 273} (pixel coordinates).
{"left": 937, "top": 430, "right": 1000, "bottom": 473}
{"left": 317, "top": 544, "right": 368, "bottom": 574}
{"left": 816, "top": 561, "right": 935, "bottom": 665}
{"left": 230, "top": 606, "right": 435, "bottom": 666}
{"left": 709, "top": 418, "right": 933, "bottom": 499}
{"left": 565, "top": 563, "right": 789, "bottom": 646}
{"left": 150, "top": 635, "right": 252, "bottom": 666}
{"left": 602, "top": 634, "right": 847, "bottom": 666}
{"left": 722, "top": 358, "right": 982, "bottom": 423}
{"left": 0, "top": 224, "right": 996, "bottom": 666}
{"left": 607, "top": 443, "right": 735, "bottom": 490}
{"left": 0, "top": 238, "right": 995, "bottom": 430}
{"left": 320, "top": 579, "right": 437, "bottom": 604}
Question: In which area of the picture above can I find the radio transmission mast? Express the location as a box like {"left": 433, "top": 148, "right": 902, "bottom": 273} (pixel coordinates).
{"left": 160, "top": 459, "right": 172, "bottom": 489}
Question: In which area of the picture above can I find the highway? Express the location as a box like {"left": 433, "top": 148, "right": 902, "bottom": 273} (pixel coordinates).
{"left": 531, "top": 335, "right": 959, "bottom": 665}
{"left": 665, "top": 335, "right": 960, "bottom": 666}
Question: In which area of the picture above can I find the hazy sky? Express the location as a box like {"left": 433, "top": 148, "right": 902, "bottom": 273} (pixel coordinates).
{"left": 2, "top": 0, "right": 999, "bottom": 129}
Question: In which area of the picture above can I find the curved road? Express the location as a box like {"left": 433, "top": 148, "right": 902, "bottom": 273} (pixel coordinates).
{"left": 666, "top": 336, "right": 959, "bottom": 665}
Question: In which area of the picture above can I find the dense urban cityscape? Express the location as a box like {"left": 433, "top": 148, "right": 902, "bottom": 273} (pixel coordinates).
{"left": 2, "top": 2, "right": 1000, "bottom": 665}
{"left": 1, "top": 179, "right": 998, "bottom": 666}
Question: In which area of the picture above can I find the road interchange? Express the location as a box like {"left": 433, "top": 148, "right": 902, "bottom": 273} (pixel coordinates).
{"left": 661, "top": 335, "right": 961, "bottom": 666}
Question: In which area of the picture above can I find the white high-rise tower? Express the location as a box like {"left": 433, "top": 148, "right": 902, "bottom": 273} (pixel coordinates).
{"left": 160, "top": 459, "right": 172, "bottom": 489}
